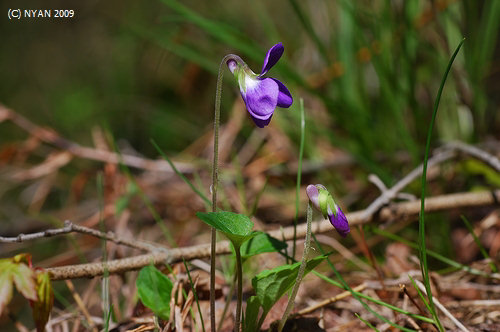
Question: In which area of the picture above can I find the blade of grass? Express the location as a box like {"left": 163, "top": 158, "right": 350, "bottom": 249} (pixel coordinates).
{"left": 288, "top": 0, "right": 330, "bottom": 63}
{"left": 183, "top": 259, "right": 205, "bottom": 332}
{"left": 460, "top": 215, "right": 498, "bottom": 272}
{"left": 193, "top": 171, "right": 211, "bottom": 211}
{"left": 104, "top": 304, "right": 113, "bottom": 332}
{"left": 313, "top": 271, "right": 434, "bottom": 325}
{"left": 408, "top": 275, "right": 431, "bottom": 313}
{"left": 418, "top": 38, "right": 464, "bottom": 332}
{"left": 355, "top": 313, "right": 380, "bottom": 331}
{"left": 131, "top": 24, "right": 218, "bottom": 74}
{"left": 160, "top": 0, "right": 262, "bottom": 60}
{"left": 151, "top": 139, "right": 211, "bottom": 207}
{"left": 292, "top": 98, "right": 306, "bottom": 261}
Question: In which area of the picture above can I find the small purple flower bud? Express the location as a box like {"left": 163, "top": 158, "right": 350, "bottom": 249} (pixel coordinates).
{"left": 306, "top": 184, "right": 320, "bottom": 211}
{"left": 306, "top": 184, "right": 350, "bottom": 237}
{"left": 227, "top": 43, "right": 293, "bottom": 128}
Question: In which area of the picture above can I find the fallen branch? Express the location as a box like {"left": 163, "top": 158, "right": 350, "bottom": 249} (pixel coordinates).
{"left": 41, "top": 190, "right": 499, "bottom": 280}
{"left": 0, "top": 220, "right": 162, "bottom": 252}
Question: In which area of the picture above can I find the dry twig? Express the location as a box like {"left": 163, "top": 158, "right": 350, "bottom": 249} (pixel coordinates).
{"left": 0, "top": 220, "right": 162, "bottom": 252}
{"left": 362, "top": 141, "right": 500, "bottom": 220}
{"left": 19, "top": 189, "right": 498, "bottom": 280}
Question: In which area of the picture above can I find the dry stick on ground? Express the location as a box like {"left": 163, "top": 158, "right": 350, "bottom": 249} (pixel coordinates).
{"left": 361, "top": 141, "right": 500, "bottom": 221}
{"left": 13, "top": 189, "right": 497, "bottom": 280}
{"left": 361, "top": 149, "right": 455, "bottom": 220}
{"left": 0, "top": 104, "right": 194, "bottom": 174}
{"left": 0, "top": 220, "right": 163, "bottom": 252}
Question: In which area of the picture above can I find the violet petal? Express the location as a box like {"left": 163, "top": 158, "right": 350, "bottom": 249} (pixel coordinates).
{"left": 260, "top": 43, "right": 284, "bottom": 77}
{"left": 243, "top": 78, "right": 279, "bottom": 126}
{"left": 251, "top": 114, "right": 273, "bottom": 128}
{"left": 271, "top": 78, "right": 293, "bottom": 108}
{"left": 329, "top": 208, "right": 350, "bottom": 237}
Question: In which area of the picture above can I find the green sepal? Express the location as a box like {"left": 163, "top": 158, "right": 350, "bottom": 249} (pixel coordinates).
{"left": 318, "top": 188, "right": 330, "bottom": 219}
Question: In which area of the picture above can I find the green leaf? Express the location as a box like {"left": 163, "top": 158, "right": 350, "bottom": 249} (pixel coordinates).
{"left": 240, "top": 232, "right": 287, "bottom": 258}
{"left": 136, "top": 265, "right": 173, "bottom": 320}
{"left": 32, "top": 271, "right": 54, "bottom": 332}
{"left": 12, "top": 262, "right": 37, "bottom": 301}
{"left": 0, "top": 262, "right": 14, "bottom": 317}
{"left": 0, "top": 255, "right": 38, "bottom": 317}
{"left": 196, "top": 211, "right": 256, "bottom": 247}
{"left": 243, "top": 295, "right": 261, "bottom": 332}
{"left": 252, "top": 255, "right": 326, "bottom": 313}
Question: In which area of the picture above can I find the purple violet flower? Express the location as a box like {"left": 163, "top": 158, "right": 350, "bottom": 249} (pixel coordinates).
{"left": 306, "top": 184, "right": 350, "bottom": 237}
{"left": 227, "top": 43, "right": 293, "bottom": 128}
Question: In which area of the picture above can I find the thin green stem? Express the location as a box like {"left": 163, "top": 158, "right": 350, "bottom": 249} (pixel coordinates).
{"left": 211, "top": 53, "right": 246, "bottom": 332}
{"left": 419, "top": 38, "right": 464, "bottom": 332}
{"left": 292, "top": 98, "right": 306, "bottom": 261}
{"left": 218, "top": 269, "right": 237, "bottom": 332}
{"left": 234, "top": 246, "right": 243, "bottom": 332}
{"left": 278, "top": 202, "right": 313, "bottom": 332}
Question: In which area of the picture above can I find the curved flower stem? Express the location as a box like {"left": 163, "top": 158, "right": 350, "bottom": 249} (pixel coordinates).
{"left": 234, "top": 245, "right": 243, "bottom": 332}
{"left": 278, "top": 202, "right": 313, "bottom": 332}
{"left": 211, "top": 53, "right": 247, "bottom": 332}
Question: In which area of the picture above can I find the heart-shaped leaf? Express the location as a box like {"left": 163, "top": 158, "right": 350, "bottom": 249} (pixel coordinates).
{"left": 196, "top": 211, "right": 256, "bottom": 247}
{"left": 136, "top": 265, "right": 173, "bottom": 320}
{"left": 252, "top": 255, "right": 326, "bottom": 313}
{"left": 240, "top": 232, "right": 287, "bottom": 258}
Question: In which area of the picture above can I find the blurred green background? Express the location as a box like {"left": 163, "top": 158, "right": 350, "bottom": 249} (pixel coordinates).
{"left": 1, "top": 0, "right": 499, "bottom": 176}
{"left": 1, "top": 2, "right": 499, "bottom": 328}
